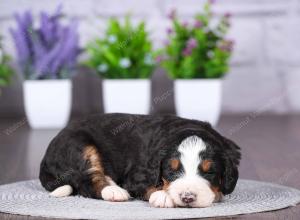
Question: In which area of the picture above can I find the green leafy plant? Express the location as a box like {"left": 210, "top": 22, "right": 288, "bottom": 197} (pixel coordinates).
{"left": 85, "top": 16, "right": 155, "bottom": 79}
{"left": 0, "top": 37, "right": 14, "bottom": 86}
{"left": 157, "top": 1, "right": 233, "bottom": 79}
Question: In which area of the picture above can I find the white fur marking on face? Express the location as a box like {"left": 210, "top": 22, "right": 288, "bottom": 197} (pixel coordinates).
{"left": 178, "top": 135, "right": 206, "bottom": 177}
{"left": 168, "top": 135, "right": 215, "bottom": 207}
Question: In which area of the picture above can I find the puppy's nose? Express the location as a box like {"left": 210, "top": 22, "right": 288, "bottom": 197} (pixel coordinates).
{"left": 181, "top": 192, "right": 196, "bottom": 204}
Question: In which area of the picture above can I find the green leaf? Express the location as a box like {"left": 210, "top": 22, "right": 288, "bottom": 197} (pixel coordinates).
{"left": 84, "top": 16, "right": 154, "bottom": 79}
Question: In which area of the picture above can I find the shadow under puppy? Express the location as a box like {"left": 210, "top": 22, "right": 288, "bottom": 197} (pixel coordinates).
{"left": 40, "top": 113, "right": 241, "bottom": 208}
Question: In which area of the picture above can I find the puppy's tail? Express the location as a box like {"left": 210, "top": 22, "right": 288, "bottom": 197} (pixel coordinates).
{"left": 50, "top": 185, "right": 73, "bottom": 197}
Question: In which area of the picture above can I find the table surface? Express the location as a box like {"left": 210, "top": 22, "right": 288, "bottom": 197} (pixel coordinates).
{"left": 0, "top": 115, "right": 299, "bottom": 220}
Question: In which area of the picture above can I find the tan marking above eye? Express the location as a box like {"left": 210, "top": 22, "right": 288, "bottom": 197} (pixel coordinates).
{"left": 200, "top": 159, "right": 213, "bottom": 172}
{"left": 170, "top": 159, "right": 180, "bottom": 170}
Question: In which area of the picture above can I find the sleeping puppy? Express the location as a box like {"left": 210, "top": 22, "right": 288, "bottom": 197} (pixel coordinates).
{"left": 39, "top": 113, "right": 241, "bottom": 208}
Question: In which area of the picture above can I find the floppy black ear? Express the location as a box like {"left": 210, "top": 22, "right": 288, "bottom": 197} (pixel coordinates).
{"left": 220, "top": 137, "right": 241, "bottom": 195}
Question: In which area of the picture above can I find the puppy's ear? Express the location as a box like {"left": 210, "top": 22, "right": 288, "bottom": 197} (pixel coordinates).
{"left": 220, "top": 137, "right": 241, "bottom": 195}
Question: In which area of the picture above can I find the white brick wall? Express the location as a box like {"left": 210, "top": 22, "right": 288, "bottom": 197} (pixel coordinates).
{"left": 0, "top": 0, "right": 299, "bottom": 114}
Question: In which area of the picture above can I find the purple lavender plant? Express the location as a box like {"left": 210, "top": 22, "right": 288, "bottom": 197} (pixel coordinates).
{"left": 10, "top": 6, "right": 80, "bottom": 80}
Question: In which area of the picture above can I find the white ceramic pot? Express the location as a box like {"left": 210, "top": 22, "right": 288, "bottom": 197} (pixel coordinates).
{"left": 174, "top": 79, "right": 222, "bottom": 126}
{"left": 23, "top": 79, "right": 72, "bottom": 129}
{"left": 103, "top": 79, "right": 150, "bottom": 114}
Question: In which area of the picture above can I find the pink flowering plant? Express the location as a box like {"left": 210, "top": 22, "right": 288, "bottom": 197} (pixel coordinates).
{"left": 158, "top": 1, "right": 233, "bottom": 79}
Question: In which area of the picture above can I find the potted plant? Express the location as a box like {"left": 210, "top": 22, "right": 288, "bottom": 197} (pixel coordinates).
{"left": 10, "top": 7, "right": 80, "bottom": 129}
{"left": 0, "top": 36, "right": 14, "bottom": 94}
{"left": 157, "top": 1, "right": 233, "bottom": 126}
{"left": 85, "top": 16, "right": 155, "bottom": 114}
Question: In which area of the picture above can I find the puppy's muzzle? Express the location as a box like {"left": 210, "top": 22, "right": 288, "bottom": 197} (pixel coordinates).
{"left": 180, "top": 191, "right": 196, "bottom": 204}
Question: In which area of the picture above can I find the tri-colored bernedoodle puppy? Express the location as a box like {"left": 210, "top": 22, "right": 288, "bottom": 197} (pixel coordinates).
{"left": 40, "top": 113, "right": 241, "bottom": 208}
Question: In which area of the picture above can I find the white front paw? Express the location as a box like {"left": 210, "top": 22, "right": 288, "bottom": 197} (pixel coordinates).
{"left": 101, "top": 185, "right": 130, "bottom": 202}
{"left": 149, "top": 190, "right": 175, "bottom": 208}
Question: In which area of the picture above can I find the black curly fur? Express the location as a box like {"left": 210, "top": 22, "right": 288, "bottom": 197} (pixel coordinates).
{"left": 39, "top": 113, "right": 241, "bottom": 199}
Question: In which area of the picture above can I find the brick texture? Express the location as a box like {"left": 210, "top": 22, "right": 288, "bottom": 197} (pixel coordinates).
{"left": 0, "top": 0, "right": 299, "bottom": 114}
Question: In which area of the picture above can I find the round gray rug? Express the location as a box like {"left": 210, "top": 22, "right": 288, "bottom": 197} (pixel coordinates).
{"left": 0, "top": 179, "right": 299, "bottom": 220}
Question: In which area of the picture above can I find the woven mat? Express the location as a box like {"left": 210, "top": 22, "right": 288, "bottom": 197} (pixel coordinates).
{"left": 0, "top": 179, "right": 299, "bottom": 220}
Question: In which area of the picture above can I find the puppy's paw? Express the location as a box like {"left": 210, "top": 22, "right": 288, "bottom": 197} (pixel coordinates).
{"left": 101, "top": 185, "right": 130, "bottom": 202}
{"left": 149, "top": 190, "right": 175, "bottom": 208}
{"left": 197, "top": 193, "right": 215, "bottom": 208}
